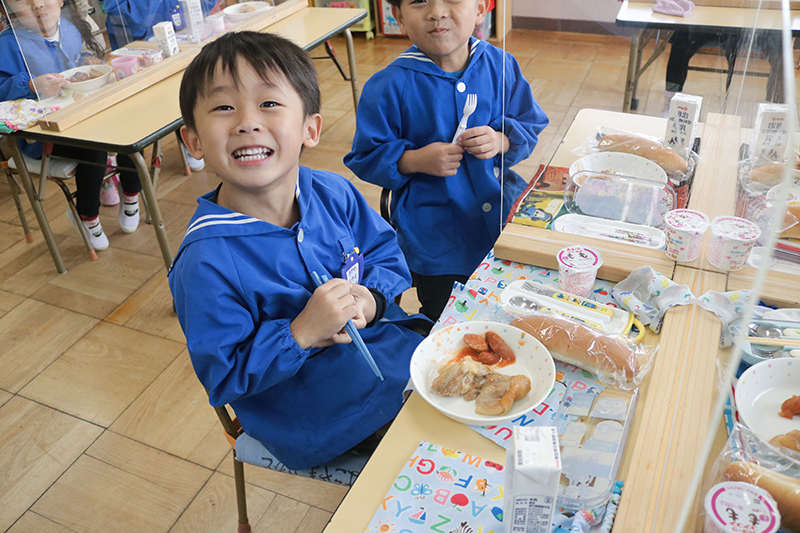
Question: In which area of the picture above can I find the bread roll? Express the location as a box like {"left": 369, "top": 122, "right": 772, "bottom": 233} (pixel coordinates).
{"left": 597, "top": 133, "right": 689, "bottom": 175}
{"left": 779, "top": 203, "right": 800, "bottom": 239}
{"left": 769, "top": 430, "right": 800, "bottom": 452}
{"left": 724, "top": 461, "right": 800, "bottom": 532}
{"left": 750, "top": 162, "right": 786, "bottom": 187}
{"left": 510, "top": 314, "right": 639, "bottom": 381}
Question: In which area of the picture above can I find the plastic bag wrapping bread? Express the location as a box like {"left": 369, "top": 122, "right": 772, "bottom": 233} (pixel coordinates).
{"left": 572, "top": 126, "right": 696, "bottom": 180}
{"left": 508, "top": 310, "right": 656, "bottom": 390}
{"left": 736, "top": 147, "right": 800, "bottom": 243}
{"left": 706, "top": 423, "right": 800, "bottom": 532}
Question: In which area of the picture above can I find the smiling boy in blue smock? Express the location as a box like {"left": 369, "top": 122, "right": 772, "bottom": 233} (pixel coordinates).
{"left": 169, "top": 32, "right": 428, "bottom": 470}
{"left": 345, "top": 0, "right": 548, "bottom": 322}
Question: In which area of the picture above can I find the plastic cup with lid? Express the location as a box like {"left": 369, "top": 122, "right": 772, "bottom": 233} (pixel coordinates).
{"left": 704, "top": 481, "right": 780, "bottom": 533}
{"left": 707, "top": 216, "right": 762, "bottom": 271}
{"left": 556, "top": 245, "right": 603, "bottom": 298}
{"left": 663, "top": 208, "right": 710, "bottom": 262}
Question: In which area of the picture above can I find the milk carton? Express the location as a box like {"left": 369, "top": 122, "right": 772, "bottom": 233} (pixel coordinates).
{"left": 180, "top": 0, "right": 205, "bottom": 43}
{"left": 152, "top": 21, "right": 179, "bottom": 58}
{"left": 504, "top": 426, "right": 562, "bottom": 533}
{"left": 752, "top": 103, "right": 790, "bottom": 162}
{"left": 665, "top": 92, "right": 702, "bottom": 152}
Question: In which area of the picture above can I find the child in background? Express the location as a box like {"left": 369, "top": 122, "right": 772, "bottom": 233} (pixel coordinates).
{"left": 0, "top": 0, "right": 142, "bottom": 249}
{"left": 170, "top": 31, "right": 429, "bottom": 470}
{"left": 344, "top": 0, "right": 548, "bottom": 322}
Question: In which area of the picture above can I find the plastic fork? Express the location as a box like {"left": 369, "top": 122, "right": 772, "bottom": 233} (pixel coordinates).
{"left": 451, "top": 94, "right": 477, "bottom": 144}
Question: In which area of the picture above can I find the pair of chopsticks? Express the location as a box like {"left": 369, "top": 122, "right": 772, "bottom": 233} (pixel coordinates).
{"left": 310, "top": 271, "right": 384, "bottom": 381}
{"left": 748, "top": 337, "right": 800, "bottom": 348}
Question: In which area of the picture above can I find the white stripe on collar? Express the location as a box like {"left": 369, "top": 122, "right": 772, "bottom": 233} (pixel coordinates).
{"left": 185, "top": 216, "right": 261, "bottom": 236}
{"left": 186, "top": 212, "right": 259, "bottom": 234}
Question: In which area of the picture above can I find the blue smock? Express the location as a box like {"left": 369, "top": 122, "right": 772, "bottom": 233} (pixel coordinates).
{"left": 168, "top": 167, "right": 427, "bottom": 470}
{"left": 344, "top": 37, "right": 549, "bottom": 277}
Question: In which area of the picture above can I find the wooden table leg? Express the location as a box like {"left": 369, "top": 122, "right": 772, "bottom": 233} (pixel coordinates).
{"left": 344, "top": 28, "right": 359, "bottom": 110}
{"left": 624, "top": 28, "right": 643, "bottom": 113}
{"left": 130, "top": 151, "right": 173, "bottom": 269}
{"left": 5, "top": 136, "right": 67, "bottom": 273}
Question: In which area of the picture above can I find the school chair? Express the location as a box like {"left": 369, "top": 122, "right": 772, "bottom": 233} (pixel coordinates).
{"left": 379, "top": 187, "right": 407, "bottom": 305}
{"left": 0, "top": 136, "right": 116, "bottom": 261}
{"left": 210, "top": 397, "right": 369, "bottom": 533}
{"left": 1, "top": 156, "right": 34, "bottom": 243}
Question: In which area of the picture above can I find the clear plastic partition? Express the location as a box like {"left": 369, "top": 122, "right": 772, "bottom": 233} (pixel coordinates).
{"left": 0, "top": 0, "right": 115, "bottom": 102}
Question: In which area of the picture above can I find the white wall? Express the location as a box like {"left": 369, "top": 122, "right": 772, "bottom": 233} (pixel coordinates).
{"left": 510, "top": 0, "right": 623, "bottom": 23}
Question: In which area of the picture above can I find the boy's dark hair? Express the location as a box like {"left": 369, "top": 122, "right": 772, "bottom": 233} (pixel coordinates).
{"left": 384, "top": 0, "right": 401, "bottom": 7}
{"left": 179, "top": 31, "right": 320, "bottom": 132}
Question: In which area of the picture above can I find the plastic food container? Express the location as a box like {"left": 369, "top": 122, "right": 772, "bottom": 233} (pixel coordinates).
{"left": 569, "top": 152, "right": 668, "bottom": 183}
{"left": 564, "top": 171, "right": 676, "bottom": 228}
{"left": 704, "top": 481, "right": 780, "bottom": 533}
{"left": 556, "top": 246, "right": 602, "bottom": 298}
{"left": 708, "top": 216, "right": 762, "bottom": 271}
{"left": 663, "top": 209, "right": 710, "bottom": 262}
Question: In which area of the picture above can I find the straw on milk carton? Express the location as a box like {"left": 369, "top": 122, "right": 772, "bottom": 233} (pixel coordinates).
{"left": 752, "top": 103, "right": 790, "bottom": 162}
{"left": 180, "top": 0, "right": 205, "bottom": 43}
{"left": 504, "top": 426, "right": 562, "bottom": 533}
{"left": 153, "top": 21, "right": 179, "bottom": 58}
{"left": 665, "top": 92, "right": 702, "bottom": 152}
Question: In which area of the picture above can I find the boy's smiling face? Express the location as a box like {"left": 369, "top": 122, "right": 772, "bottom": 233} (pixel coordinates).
{"left": 181, "top": 58, "right": 321, "bottom": 220}
{"left": 393, "top": 0, "right": 486, "bottom": 72}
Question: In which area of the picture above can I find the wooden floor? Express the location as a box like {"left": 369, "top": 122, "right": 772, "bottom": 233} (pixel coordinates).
{"left": 0, "top": 27, "right": 795, "bottom": 533}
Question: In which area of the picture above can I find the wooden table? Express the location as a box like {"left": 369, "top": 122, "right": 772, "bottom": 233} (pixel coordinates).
{"left": 495, "top": 109, "right": 679, "bottom": 281}
{"left": 616, "top": 0, "right": 800, "bottom": 112}
{"left": 6, "top": 6, "right": 367, "bottom": 273}
{"left": 324, "top": 107, "right": 798, "bottom": 532}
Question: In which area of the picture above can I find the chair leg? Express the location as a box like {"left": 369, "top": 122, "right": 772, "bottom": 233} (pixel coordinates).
{"left": 53, "top": 179, "right": 98, "bottom": 261}
{"left": 233, "top": 456, "right": 251, "bottom": 533}
{"left": 5, "top": 170, "right": 34, "bottom": 242}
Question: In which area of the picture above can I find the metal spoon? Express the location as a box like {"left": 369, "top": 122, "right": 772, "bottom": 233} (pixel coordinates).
{"left": 747, "top": 323, "right": 784, "bottom": 357}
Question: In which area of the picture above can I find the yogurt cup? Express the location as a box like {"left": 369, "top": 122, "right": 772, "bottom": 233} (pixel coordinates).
{"left": 708, "top": 216, "right": 762, "bottom": 271}
{"left": 704, "top": 481, "right": 780, "bottom": 533}
{"left": 556, "top": 246, "right": 602, "bottom": 298}
{"left": 207, "top": 13, "right": 225, "bottom": 33}
{"left": 663, "top": 209, "right": 710, "bottom": 262}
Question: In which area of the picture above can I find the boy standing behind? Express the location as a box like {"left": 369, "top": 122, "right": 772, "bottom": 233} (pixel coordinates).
{"left": 170, "top": 32, "right": 427, "bottom": 470}
{"left": 345, "top": 0, "right": 548, "bottom": 322}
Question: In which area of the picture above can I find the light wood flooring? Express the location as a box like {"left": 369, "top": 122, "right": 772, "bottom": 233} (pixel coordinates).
{"left": 0, "top": 28, "right": 796, "bottom": 533}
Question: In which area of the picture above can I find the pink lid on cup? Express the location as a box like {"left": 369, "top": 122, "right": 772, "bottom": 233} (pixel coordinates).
{"left": 711, "top": 216, "right": 761, "bottom": 242}
{"left": 664, "top": 209, "right": 709, "bottom": 235}
{"left": 557, "top": 246, "right": 603, "bottom": 274}
{"left": 704, "top": 481, "right": 780, "bottom": 533}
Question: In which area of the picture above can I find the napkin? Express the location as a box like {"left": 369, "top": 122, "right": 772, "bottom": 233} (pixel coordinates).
{"left": 611, "top": 266, "right": 695, "bottom": 333}
{"left": 0, "top": 98, "right": 60, "bottom": 133}
{"left": 695, "top": 289, "right": 771, "bottom": 347}
{"left": 652, "top": 0, "right": 695, "bottom": 17}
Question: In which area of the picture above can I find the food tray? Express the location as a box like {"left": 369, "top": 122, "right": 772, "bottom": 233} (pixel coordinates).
{"left": 564, "top": 170, "right": 676, "bottom": 228}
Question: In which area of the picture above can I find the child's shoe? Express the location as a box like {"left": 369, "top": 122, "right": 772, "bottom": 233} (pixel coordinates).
{"left": 66, "top": 208, "right": 109, "bottom": 250}
{"left": 118, "top": 192, "right": 140, "bottom": 234}
{"left": 100, "top": 175, "right": 120, "bottom": 206}
{"left": 181, "top": 143, "right": 205, "bottom": 172}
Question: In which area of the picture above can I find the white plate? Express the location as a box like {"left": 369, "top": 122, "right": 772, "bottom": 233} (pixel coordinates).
{"left": 553, "top": 213, "right": 666, "bottom": 250}
{"left": 410, "top": 321, "right": 556, "bottom": 426}
{"left": 223, "top": 1, "right": 273, "bottom": 22}
{"left": 60, "top": 65, "right": 113, "bottom": 94}
{"left": 569, "top": 152, "right": 668, "bottom": 184}
{"left": 766, "top": 178, "right": 800, "bottom": 204}
{"left": 735, "top": 358, "right": 800, "bottom": 443}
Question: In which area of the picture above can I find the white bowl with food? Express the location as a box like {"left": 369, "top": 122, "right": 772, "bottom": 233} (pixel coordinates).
{"left": 60, "top": 64, "right": 113, "bottom": 94}
{"left": 569, "top": 152, "right": 668, "bottom": 185}
{"left": 223, "top": 1, "right": 273, "bottom": 22}
{"left": 735, "top": 358, "right": 800, "bottom": 445}
{"left": 410, "top": 321, "right": 556, "bottom": 426}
